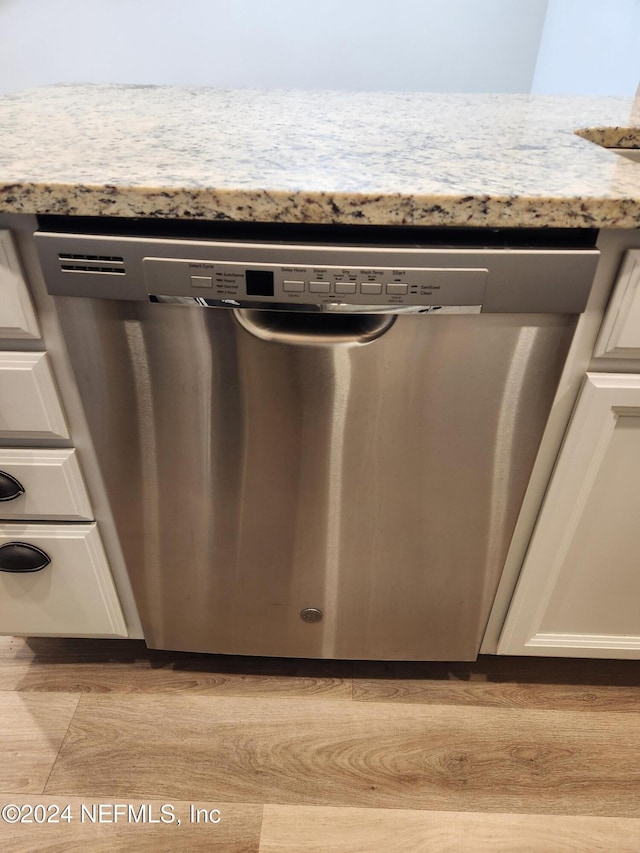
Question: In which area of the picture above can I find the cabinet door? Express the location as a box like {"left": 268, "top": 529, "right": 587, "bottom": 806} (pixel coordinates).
{"left": 498, "top": 374, "right": 640, "bottom": 658}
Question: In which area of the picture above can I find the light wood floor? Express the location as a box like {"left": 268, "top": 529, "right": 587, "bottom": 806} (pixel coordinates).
{"left": 1, "top": 637, "right": 640, "bottom": 851}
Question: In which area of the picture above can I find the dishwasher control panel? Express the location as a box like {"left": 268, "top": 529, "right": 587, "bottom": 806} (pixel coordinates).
{"left": 35, "top": 230, "right": 600, "bottom": 314}
{"left": 143, "top": 257, "right": 487, "bottom": 311}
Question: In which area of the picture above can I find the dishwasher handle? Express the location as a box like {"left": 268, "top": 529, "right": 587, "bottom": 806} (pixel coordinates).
{"left": 233, "top": 309, "right": 395, "bottom": 346}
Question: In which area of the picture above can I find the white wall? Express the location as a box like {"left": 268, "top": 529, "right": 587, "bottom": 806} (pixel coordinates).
{"left": 0, "top": 0, "right": 548, "bottom": 95}
{"left": 531, "top": 0, "right": 640, "bottom": 95}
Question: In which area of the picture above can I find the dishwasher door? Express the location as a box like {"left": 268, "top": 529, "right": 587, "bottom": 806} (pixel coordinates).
{"left": 54, "top": 297, "right": 576, "bottom": 660}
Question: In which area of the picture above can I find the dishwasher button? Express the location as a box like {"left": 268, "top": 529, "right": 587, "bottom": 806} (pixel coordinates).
{"left": 283, "top": 280, "right": 305, "bottom": 292}
{"left": 190, "top": 275, "right": 213, "bottom": 288}
{"left": 335, "top": 282, "right": 357, "bottom": 294}
{"left": 360, "top": 282, "right": 382, "bottom": 295}
{"left": 386, "top": 283, "right": 408, "bottom": 295}
{"left": 309, "top": 281, "right": 330, "bottom": 293}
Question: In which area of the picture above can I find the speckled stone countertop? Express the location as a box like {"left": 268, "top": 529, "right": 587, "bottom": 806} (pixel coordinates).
{"left": 0, "top": 84, "right": 639, "bottom": 228}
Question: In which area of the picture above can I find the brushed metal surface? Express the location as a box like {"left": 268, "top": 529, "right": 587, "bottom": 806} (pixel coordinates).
{"left": 36, "top": 232, "right": 600, "bottom": 313}
{"left": 54, "top": 296, "right": 575, "bottom": 660}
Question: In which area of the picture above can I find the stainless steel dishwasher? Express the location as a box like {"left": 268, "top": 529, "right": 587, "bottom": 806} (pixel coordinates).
{"left": 35, "top": 220, "right": 599, "bottom": 660}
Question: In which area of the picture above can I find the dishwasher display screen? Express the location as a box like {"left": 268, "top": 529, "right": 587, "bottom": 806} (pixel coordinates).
{"left": 245, "top": 269, "right": 274, "bottom": 297}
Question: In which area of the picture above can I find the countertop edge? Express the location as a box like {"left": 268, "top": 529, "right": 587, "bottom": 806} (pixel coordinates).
{"left": 3, "top": 183, "right": 639, "bottom": 230}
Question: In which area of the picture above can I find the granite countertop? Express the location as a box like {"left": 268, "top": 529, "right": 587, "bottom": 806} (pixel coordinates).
{"left": 0, "top": 84, "right": 639, "bottom": 229}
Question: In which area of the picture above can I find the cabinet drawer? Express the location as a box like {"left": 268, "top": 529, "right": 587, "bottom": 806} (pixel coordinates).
{"left": 0, "top": 230, "right": 40, "bottom": 340}
{"left": 595, "top": 250, "right": 640, "bottom": 358}
{"left": 0, "top": 352, "right": 69, "bottom": 439}
{"left": 0, "top": 523, "right": 127, "bottom": 637}
{"left": 0, "top": 449, "right": 93, "bottom": 520}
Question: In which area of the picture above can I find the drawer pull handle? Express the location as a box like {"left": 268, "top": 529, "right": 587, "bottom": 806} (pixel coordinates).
{"left": 0, "top": 542, "right": 51, "bottom": 573}
{"left": 0, "top": 471, "right": 25, "bottom": 502}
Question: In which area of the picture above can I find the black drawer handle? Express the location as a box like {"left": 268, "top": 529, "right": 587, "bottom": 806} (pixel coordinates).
{"left": 0, "top": 471, "right": 25, "bottom": 502}
{"left": 0, "top": 542, "right": 51, "bottom": 573}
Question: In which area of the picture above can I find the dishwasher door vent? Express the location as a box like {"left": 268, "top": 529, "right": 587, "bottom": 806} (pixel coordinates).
{"left": 58, "top": 252, "right": 126, "bottom": 275}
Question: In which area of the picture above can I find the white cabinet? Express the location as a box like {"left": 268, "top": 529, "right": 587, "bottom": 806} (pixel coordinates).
{"left": 0, "top": 230, "right": 40, "bottom": 340}
{"left": 0, "top": 524, "right": 127, "bottom": 637}
{"left": 498, "top": 373, "right": 640, "bottom": 657}
{"left": 0, "top": 226, "right": 129, "bottom": 639}
{"left": 594, "top": 250, "right": 640, "bottom": 358}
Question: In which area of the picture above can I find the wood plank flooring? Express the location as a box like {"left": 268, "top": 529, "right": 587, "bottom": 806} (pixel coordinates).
{"left": 0, "top": 692, "right": 78, "bottom": 793}
{"left": 1, "top": 636, "right": 640, "bottom": 851}
{"left": 259, "top": 806, "right": 640, "bottom": 853}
